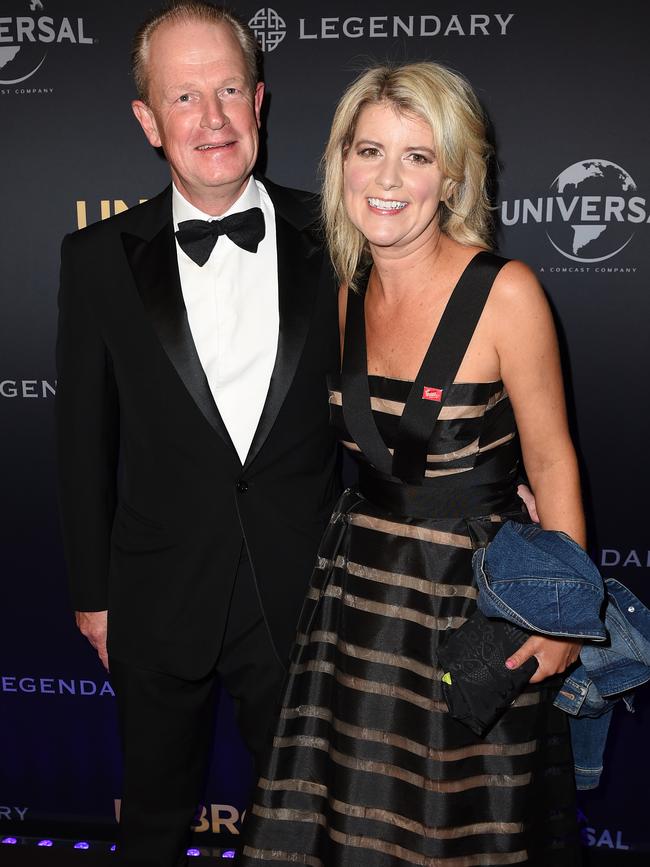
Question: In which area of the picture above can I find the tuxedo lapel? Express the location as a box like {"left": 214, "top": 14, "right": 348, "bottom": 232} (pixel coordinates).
{"left": 243, "top": 208, "right": 321, "bottom": 471}
{"left": 121, "top": 200, "right": 239, "bottom": 460}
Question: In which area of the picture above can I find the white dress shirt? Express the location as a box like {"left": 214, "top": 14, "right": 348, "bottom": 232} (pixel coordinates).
{"left": 172, "top": 178, "right": 279, "bottom": 464}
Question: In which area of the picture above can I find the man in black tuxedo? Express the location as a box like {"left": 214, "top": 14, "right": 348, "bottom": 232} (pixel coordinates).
{"left": 55, "top": 3, "right": 339, "bottom": 864}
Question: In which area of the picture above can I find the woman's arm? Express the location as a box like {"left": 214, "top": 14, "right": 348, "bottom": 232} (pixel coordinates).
{"left": 494, "top": 260, "right": 585, "bottom": 544}
{"left": 491, "top": 260, "right": 584, "bottom": 681}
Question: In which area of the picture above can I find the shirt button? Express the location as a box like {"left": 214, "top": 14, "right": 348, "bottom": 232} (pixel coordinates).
{"left": 628, "top": 606, "right": 635, "bottom": 613}
{"left": 236, "top": 480, "right": 248, "bottom": 494}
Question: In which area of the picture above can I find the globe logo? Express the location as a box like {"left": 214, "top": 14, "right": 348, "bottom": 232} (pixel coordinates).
{"left": 546, "top": 159, "right": 638, "bottom": 263}
{"left": 249, "top": 8, "right": 287, "bottom": 53}
{"left": 0, "top": 1, "right": 47, "bottom": 85}
{"left": 0, "top": 0, "right": 94, "bottom": 87}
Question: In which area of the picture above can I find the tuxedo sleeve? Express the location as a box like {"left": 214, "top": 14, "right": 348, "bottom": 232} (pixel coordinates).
{"left": 55, "top": 233, "right": 119, "bottom": 611}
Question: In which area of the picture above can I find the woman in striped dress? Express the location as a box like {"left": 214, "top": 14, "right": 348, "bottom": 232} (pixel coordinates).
{"left": 241, "top": 63, "right": 584, "bottom": 866}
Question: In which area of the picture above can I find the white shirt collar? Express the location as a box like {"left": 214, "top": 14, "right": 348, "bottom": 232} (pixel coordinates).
{"left": 172, "top": 176, "right": 261, "bottom": 229}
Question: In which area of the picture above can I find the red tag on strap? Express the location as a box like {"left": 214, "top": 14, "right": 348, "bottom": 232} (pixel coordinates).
{"left": 422, "top": 386, "right": 443, "bottom": 402}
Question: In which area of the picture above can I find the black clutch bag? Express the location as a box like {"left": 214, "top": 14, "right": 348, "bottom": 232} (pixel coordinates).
{"left": 437, "top": 609, "right": 538, "bottom": 737}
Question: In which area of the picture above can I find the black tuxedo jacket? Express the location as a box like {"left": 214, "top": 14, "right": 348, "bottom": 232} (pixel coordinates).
{"left": 55, "top": 179, "right": 341, "bottom": 679}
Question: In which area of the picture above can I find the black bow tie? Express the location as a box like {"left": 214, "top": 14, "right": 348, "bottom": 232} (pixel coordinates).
{"left": 175, "top": 207, "right": 265, "bottom": 266}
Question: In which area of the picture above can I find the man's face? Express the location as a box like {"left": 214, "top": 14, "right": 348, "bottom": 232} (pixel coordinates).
{"left": 132, "top": 19, "right": 264, "bottom": 214}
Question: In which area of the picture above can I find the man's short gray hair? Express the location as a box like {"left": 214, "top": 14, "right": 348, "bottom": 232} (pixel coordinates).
{"left": 131, "top": 1, "right": 260, "bottom": 102}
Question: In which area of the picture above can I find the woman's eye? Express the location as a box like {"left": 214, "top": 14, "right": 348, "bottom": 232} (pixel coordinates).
{"left": 408, "top": 153, "right": 431, "bottom": 164}
{"left": 359, "top": 147, "right": 380, "bottom": 158}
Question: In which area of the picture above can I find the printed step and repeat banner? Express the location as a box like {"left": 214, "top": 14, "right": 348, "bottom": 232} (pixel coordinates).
{"left": 1, "top": 0, "right": 649, "bottom": 856}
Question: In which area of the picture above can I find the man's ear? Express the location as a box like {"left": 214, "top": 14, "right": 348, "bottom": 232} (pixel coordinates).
{"left": 253, "top": 81, "right": 265, "bottom": 128}
{"left": 132, "top": 100, "right": 162, "bottom": 148}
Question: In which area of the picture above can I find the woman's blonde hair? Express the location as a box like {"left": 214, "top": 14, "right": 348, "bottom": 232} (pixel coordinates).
{"left": 322, "top": 62, "right": 494, "bottom": 289}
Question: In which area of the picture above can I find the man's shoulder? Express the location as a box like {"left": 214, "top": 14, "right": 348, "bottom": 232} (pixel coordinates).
{"left": 259, "top": 177, "right": 321, "bottom": 231}
{"left": 63, "top": 186, "right": 171, "bottom": 254}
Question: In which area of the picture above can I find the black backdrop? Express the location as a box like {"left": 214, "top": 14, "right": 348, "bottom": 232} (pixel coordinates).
{"left": 1, "top": 0, "right": 649, "bottom": 856}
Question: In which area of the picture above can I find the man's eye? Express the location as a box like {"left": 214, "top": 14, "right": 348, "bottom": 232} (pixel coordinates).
{"left": 178, "top": 93, "right": 190, "bottom": 103}
{"left": 222, "top": 87, "right": 240, "bottom": 97}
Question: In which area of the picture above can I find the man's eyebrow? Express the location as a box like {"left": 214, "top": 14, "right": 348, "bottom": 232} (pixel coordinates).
{"left": 164, "top": 82, "right": 197, "bottom": 96}
{"left": 163, "top": 76, "right": 247, "bottom": 97}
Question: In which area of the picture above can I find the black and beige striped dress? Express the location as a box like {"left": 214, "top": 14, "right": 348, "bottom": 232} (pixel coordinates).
{"left": 241, "top": 253, "right": 580, "bottom": 866}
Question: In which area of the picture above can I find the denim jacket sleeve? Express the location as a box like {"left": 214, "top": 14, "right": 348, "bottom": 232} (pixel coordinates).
{"left": 553, "top": 580, "right": 650, "bottom": 790}
{"left": 472, "top": 521, "right": 650, "bottom": 789}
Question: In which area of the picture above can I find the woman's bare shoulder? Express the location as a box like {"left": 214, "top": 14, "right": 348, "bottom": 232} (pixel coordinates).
{"left": 488, "top": 259, "right": 550, "bottom": 325}
{"left": 492, "top": 259, "right": 544, "bottom": 301}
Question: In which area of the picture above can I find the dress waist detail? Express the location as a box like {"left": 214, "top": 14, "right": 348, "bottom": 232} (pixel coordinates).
{"left": 357, "top": 458, "right": 522, "bottom": 520}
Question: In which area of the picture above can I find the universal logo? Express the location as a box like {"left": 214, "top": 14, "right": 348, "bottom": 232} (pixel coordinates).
{"left": 578, "top": 809, "right": 631, "bottom": 851}
{"left": 501, "top": 159, "right": 647, "bottom": 273}
{"left": 249, "top": 8, "right": 514, "bottom": 52}
{"left": 0, "top": 0, "right": 95, "bottom": 96}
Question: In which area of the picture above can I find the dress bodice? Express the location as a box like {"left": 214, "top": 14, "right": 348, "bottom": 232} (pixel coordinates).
{"left": 333, "top": 252, "right": 523, "bottom": 518}
{"left": 328, "top": 373, "right": 519, "bottom": 484}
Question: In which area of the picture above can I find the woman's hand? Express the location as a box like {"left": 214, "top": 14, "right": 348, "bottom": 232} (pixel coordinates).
{"left": 516, "top": 484, "right": 539, "bottom": 523}
{"left": 506, "top": 635, "right": 581, "bottom": 684}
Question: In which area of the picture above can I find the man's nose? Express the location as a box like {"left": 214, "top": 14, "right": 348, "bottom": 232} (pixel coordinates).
{"left": 200, "top": 95, "right": 228, "bottom": 130}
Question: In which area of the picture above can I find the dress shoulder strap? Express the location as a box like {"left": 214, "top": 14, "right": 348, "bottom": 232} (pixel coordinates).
{"left": 341, "top": 273, "right": 394, "bottom": 474}
{"left": 391, "top": 251, "right": 509, "bottom": 484}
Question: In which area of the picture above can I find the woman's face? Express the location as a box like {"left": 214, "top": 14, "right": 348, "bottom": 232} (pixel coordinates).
{"left": 343, "top": 101, "right": 445, "bottom": 255}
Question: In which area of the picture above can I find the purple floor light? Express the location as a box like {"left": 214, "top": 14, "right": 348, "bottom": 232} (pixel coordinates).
{"left": 187, "top": 848, "right": 201, "bottom": 857}
{"left": 222, "top": 850, "right": 237, "bottom": 859}
{"left": 38, "top": 839, "right": 54, "bottom": 846}
{"left": 74, "top": 841, "right": 90, "bottom": 849}
{"left": 1, "top": 837, "right": 18, "bottom": 844}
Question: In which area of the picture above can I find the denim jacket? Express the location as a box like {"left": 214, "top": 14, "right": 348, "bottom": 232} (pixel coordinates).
{"left": 473, "top": 521, "right": 650, "bottom": 789}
